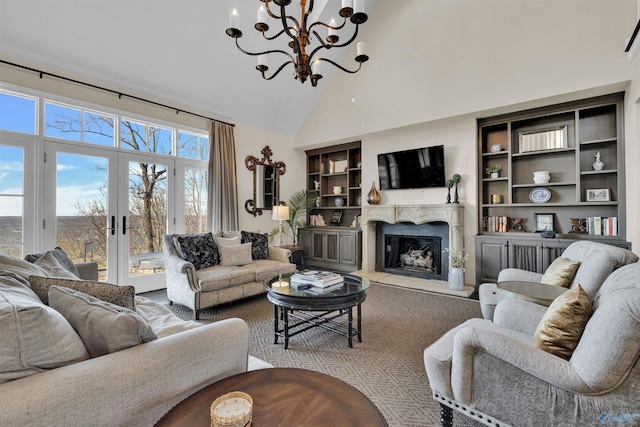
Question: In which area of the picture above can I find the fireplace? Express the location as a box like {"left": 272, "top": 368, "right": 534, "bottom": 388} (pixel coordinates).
{"left": 361, "top": 204, "right": 464, "bottom": 284}
{"left": 377, "top": 221, "right": 448, "bottom": 280}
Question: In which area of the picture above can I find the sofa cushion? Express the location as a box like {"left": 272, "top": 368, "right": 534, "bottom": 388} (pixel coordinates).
{"left": 540, "top": 257, "right": 580, "bottom": 287}
{"left": 29, "top": 275, "right": 135, "bottom": 310}
{"left": 249, "top": 259, "right": 297, "bottom": 282}
{"left": 0, "top": 274, "right": 89, "bottom": 384}
{"left": 197, "top": 267, "right": 256, "bottom": 292}
{"left": 174, "top": 233, "right": 219, "bottom": 270}
{"left": 219, "top": 243, "right": 254, "bottom": 266}
{"left": 24, "top": 246, "right": 80, "bottom": 277}
{"left": 48, "top": 286, "right": 157, "bottom": 358}
{"left": 241, "top": 231, "right": 269, "bottom": 260}
{"left": 214, "top": 234, "right": 242, "bottom": 247}
{"left": 0, "top": 253, "right": 49, "bottom": 281}
{"left": 33, "top": 251, "right": 79, "bottom": 279}
{"left": 533, "top": 285, "right": 592, "bottom": 360}
{"left": 134, "top": 296, "right": 202, "bottom": 338}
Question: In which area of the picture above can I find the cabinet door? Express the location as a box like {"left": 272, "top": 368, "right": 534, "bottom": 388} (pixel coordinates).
{"left": 325, "top": 232, "right": 339, "bottom": 263}
{"left": 541, "top": 240, "right": 571, "bottom": 271}
{"left": 310, "top": 231, "right": 325, "bottom": 261}
{"left": 508, "top": 238, "right": 543, "bottom": 273}
{"left": 338, "top": 232, "right": 356, "bottom": 266}
{"left": 475, "top": 238, "right": 508, "bottom": 284}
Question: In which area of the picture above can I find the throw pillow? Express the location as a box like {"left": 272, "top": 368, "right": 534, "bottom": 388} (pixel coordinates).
{"left": 533, "top": 284, "right": 593, "bottom": 360}
{"left": 24, "top": 246, "right": 80, "bottom": 277}
{"left": 540, "top": 257, "right": 580, "bottom": 287}
{"left": 174, "top": 233, "right": 219, "bottom": 270}
{"left": 0, "top": 253, "right": 49, "bottom": 281}
{"left": 214, "top": 234, "right": 242, "bottom": 247}
{"left": 241, "top": 231, "right": 269, "bottom": 260}
{"left": 48, "top": 286, "right": 157, "bottom": 358}
{"left": 33, "top": 251, "right": 79, "bottom": 279}
{"left": 219, "top": 243, "right": 254, "bottom": 266}
{"left": 0, "top": 276, "right": 89, "bottom": 384}
{"left": 29, "top": 275, "right": 135, "bottom": 310}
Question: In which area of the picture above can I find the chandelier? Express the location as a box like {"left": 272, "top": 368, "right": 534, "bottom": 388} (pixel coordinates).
{"left": 226, "top": 0, "right": 369, "bottom": 87}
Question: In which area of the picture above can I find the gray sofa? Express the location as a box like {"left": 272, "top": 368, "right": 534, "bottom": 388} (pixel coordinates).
{"left": 0, "top": 255, "right": 271, "bottom": 426}
{"left": 424, "top": 259, "right": 640, "bottom": 427}
{"left": 163, "top": 231, "right": 297, "bottom": 319}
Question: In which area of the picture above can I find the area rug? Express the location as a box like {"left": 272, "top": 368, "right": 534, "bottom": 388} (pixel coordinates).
{"left": 167, "top": 283, "right": 484, "bottom": 427}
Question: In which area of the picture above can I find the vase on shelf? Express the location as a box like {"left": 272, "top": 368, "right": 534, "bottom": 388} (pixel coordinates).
{"left": 490, "top": 172, "right": 499, "bottom": 179}
{"left": 533, "top": 171, "right": 550, "bottom": 184}
{"left": 335, "top": 197, "right": 345, "bottom": 207}
{"left": 366, "top": 181, "right": 380, "bottom": 205}
{"left": 448, "top": 267, "right": 465, "bottom": 291}
{"left": 592, "top": 152, "right": 604, "bottom": 171}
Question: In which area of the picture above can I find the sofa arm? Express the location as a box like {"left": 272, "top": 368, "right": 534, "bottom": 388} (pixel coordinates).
{"left": 0, "top": 318, "right": 251, "bottom": 427}
{"left": 493, "top": 299, "right": 547, "bottom": 335}
{"left": 166, "top": 253, "right": 199, "bottom": 291}
{"left": 497, "top": 268, "right": 543, "bottom": 283}
{"left": 451, "top": 326, "right": 591, "bottom": 404}
{"left": 74, "top": 261, "right": 98, "bottom": 281}
{"left": 268, "top": 246, "right": 292, "bottom": 263}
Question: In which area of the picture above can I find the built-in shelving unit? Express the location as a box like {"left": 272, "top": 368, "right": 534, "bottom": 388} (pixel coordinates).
{"left": 475, "top": 93, "right": 630, "bottom": 285}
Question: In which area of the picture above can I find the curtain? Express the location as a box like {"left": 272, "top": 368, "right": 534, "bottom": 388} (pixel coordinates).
{"left": 208, "top": 121, "right": 238, "bottom": 232}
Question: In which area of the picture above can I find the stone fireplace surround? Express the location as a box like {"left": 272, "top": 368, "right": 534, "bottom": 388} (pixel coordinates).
{"left": 356, "top": 204, "right": 471, "bottom": 297}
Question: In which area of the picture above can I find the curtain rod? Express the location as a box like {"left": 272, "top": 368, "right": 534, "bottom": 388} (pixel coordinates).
{"left": 0, "top": 59, "right": 235, "bottom": 128}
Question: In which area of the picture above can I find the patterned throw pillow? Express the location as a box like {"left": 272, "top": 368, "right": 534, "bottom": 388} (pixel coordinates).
{"left": 241, "top": 231, "right": 269, "bottom": 260}
{"left": 174, "top": 233, "right": 219, "bottom": 270}
{"left": 29, "top": 275, "right": 136, "bottom": 310}
{"left": 48, "top": 286, "right": 157, "bottom": 358}
{"left": 24, "top": 247, "right": 80, "bottom": 277}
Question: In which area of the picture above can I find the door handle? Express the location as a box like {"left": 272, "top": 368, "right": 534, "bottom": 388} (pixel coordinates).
{"left": 122, "top": 216, "right": 127, "bottom": 235}
{"left": 105, "top": 215, "right": 116, "bottom": 236}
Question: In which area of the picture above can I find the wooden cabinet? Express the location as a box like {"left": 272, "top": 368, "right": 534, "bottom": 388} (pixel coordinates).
{"left": 475, "top": 93, "right": 630, "bottom": 286}
{"left": 299, "top": 227, "right": 362, "bottom": 272}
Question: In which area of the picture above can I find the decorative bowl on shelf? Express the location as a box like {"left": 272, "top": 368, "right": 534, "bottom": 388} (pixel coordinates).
{"left": 210, "top": 391, "right": 252, "bottom": 427}
{"left": 532, "top": 171, "right": 550, "bottom": 184}
{"left": 490, "top": 144, "right": 504, "bottom": 153}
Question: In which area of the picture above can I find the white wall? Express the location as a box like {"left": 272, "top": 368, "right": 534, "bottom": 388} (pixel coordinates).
{"left": 294, "top": 0, "right": 640, "bottom": 281}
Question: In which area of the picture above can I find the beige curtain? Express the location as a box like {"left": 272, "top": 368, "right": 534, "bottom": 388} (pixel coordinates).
{"left": 208, "top": 121, "right": 239, "bottom": 231}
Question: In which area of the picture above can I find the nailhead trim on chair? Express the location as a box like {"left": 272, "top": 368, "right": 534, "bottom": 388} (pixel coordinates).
{"left": 433, "top": 392, "right": 512, "bottom": 427}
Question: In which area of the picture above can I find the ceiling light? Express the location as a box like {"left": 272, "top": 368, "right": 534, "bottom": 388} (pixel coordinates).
{"left": 226, "top": 0, "right": 370, "bottom": 87}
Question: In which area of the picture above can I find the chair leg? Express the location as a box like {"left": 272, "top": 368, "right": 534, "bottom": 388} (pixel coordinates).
{"left": 440, "top": 403, "right": 453, "bottom": 427}
{"left": 194, "top": 309, "right": 200, "bottom": 321}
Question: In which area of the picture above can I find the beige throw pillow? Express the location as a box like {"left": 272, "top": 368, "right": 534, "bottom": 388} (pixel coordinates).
{"left": 48, "top": 286, "right": 157, "bottom": 358}
{"left": 540, "top": 257, "right": 580, "bottom": 287}
{"left": 219, "top": 243, "right": 253, "bottom": 266}
{"left": 533, "top": 284, "right": 592, "bottom": 360}
{"left": 33, "top": 251, "right": 79, "bottom": 279}
{"left": 29, "top": 275, "right": 135, "bottom": 310}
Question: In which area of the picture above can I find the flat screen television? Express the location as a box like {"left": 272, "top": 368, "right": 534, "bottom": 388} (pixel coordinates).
{"left": 377, "top": 145, "right": 446, "bottom": 190}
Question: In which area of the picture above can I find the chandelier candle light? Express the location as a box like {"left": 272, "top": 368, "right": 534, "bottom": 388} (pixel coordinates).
{"left": 226, "top": 0, "right": 370, "bottom": 86}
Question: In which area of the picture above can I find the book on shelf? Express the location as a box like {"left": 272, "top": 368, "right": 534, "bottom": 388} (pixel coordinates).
{"left": 586, "top": 216, "right": 618, "bottom": 236}
{"left": 291, "top": 270, "right": 344, "bottom": 287}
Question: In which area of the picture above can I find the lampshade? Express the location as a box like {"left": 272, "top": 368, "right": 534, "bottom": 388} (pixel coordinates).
{"left": 272, "top": 204, "right": 289, "bottom": 221}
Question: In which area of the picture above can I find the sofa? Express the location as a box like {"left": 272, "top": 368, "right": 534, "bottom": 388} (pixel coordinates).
{"left": 0, "top": 251, "right": 271, "bottom": 426}
{"left": 163, "top": 231, "right": 297, "bottom": 319}
{"left": 424, "top": 259, "right": 640, "bottom": 427}
{"left": 478, "top": 241, "right": 638, "bottom": 320}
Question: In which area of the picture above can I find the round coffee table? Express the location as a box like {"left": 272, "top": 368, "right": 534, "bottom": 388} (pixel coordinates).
{"left": 155, "top": 368, "right": 388, "bottom": 426}
{"left": 265, "top": 273, "right": 370, "bottom": 348}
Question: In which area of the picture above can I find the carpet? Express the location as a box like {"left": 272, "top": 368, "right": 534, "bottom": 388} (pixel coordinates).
{"left": 168, "top": 283, "right": 484, "bottom": 427}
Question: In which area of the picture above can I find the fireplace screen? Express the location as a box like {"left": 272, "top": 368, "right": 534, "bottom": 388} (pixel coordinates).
{"left": 384, "top": 234, "right": 442, "bottom": 279}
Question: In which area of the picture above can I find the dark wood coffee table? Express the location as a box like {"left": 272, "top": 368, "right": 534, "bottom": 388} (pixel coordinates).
{"left": 155, "top": 368, "right": 387, "bottom": 426}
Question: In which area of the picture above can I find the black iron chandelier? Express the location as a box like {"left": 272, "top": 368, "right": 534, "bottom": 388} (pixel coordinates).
{"left": 226, "top": 0, "right": 369, "bottom": 87}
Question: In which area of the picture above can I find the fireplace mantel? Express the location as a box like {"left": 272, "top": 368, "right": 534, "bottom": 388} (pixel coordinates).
{"left": 361, "top": 204, "right": 464, "bottom": 273}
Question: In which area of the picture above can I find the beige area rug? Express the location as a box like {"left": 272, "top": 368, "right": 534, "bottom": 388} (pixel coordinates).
{"left": 168, "top": 283, "right": 484, "bottom": 427}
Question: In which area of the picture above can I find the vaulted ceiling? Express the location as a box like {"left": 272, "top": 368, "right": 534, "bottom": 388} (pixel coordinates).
{"left": 0, "top": 0, "right": 378, "bottom": 136}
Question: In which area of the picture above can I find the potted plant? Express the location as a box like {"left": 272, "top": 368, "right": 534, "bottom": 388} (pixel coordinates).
{"left": 485, "top": 164, "right": 502, "bottom": 178}
{"left": 444, "top": 248, "right": 469, "bottom": 291}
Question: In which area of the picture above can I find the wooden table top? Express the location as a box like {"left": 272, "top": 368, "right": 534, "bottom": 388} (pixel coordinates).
{"left": 497, "top": 280, "right": 568, "bottom": 306}
{"left": 155, "top": 368, "right": 388, "bottom": 427}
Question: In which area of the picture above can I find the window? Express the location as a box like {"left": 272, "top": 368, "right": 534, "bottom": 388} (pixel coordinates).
{"left": 178, "top": 131, "right": 209, "bottom": 161}
{"left": 0, "top": 91, "right": 36, "bottom": 134}
{"left": 44, "top": 100, "right": 116, "bottom": 146}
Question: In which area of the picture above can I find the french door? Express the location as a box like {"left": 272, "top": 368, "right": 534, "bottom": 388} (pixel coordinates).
{"left": 43, "top": 142, "right": 175, "bottom": 292}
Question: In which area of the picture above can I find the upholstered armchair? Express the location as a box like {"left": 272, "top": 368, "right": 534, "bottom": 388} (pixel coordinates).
{"left": 424, "top": 260, "right": 640, "bottom": 427}
{"left": 478, "top": 240, "right": 638, "bottom": 320}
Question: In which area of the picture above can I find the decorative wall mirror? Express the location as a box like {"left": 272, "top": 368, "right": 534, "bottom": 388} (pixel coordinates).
{"left": 245, "top": 146, "right": 286, "bottom": 216}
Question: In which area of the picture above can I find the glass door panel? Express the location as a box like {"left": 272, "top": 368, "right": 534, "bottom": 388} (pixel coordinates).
{"left": 0, "top": 144, "right": 27, "bottom": 257}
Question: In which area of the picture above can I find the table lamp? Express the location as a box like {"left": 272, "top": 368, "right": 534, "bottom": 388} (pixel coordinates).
{"left": 272, "top": 202, "right": 289, "bottom": 247}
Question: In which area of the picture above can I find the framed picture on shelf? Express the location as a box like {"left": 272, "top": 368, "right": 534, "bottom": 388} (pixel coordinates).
{"left": 586, "top": 188, "right": 610, "bottom": 202}
{"left": 330, "top": 210, "right": 343, "bottom": 226}
{"left": 534, "top": 213, "right": 555, "bottom": 232}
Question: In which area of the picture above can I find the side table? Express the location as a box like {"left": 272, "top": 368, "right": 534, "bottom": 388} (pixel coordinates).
{"left": 497, "top": 281, "right": 568, "bottom": 306}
